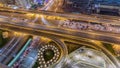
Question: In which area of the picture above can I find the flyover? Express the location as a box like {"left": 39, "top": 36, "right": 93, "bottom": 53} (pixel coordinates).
{"left": 0, "top": 7, "right": 120, "bottom": 25}
{"left": 0, "top": 20, "right": 120, "bottom": 67}
{"left": 0, "top": 1, "right": 120, "bottom": 68}
{"left": 0, "top": 20, "right": 120, "bottom": 44}
{"left": 0, "top": 7, "right": 120, "bottom": 68}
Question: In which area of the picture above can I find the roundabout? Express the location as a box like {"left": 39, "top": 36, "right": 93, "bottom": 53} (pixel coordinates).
{"left": 37, "top": 44, "right": 61, "bottom": 68}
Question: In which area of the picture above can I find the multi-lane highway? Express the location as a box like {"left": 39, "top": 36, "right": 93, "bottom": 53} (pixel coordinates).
{"left": 0, "top": 34, "right": 29, "bottom": 65}
{"left": 0, "top": 30, "right": 32, "bottom": 67}
{"left": 0, "top": 19, "right": 120, "bottom": 44}
{"left": 0, "top": 7, "right": 120, "bottom": 25}
{"left": 0, "top": 0, "right": 120, "bottom": 68}
{"left": 0, "top": 36, "right": 16, "bottom": 54}
{"left": 0, "top": 18, "right": 120, "bottom": 67}
{"left": 3, "top": 35, "right": 29, "bottom": 65}
{"left": 0, "top": 35, "right": 19, "bottom": 62}
{"left": 0, "top": 1, "right": 118, "bottom": 45}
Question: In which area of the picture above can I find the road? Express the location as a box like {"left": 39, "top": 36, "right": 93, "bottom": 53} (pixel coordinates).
{"left": 0, "top": 18, "right": 120, "bottom": 67}
{"left": 0, "top": 36, "right": 16, "bottom": 54}
{"left": 36, "top": 1, "right": 66, "bottom": 67}
{"left": 1, "top": 19, "right": 120, "bottom": 44}
{"left": 0, "top": 7, "right": 120, "bottom": 26}
{"left": 0, "top": 32, "right": 29, "bottom": 65}
{"left": 40, "top": 0, "right": 65, "bottom": 25}
{"left": 0, "top": 1, "right": 119, "bottom": 68}
{"left": 0, "top": 36, "right": 19, "bottom": 62}
{"left": 0, "top": 36, "right": 21, "bottom": 63}
{"left": 49, "top": 37, "right": 68, "bottom": 68}
{"left": 0, "top": 19, "right": 120, "bottom": 66}
{"left": 3, "top": 35, "right": 29, "bottom": 65}
{"left": 38, "top": 1, "right": 68, "bottom": 67}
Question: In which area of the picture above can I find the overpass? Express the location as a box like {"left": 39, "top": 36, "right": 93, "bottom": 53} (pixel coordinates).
{"left": 0, "top": 2, "right": 120, "bottom": 68}
{"left": 1, "top": 19, "right": 120, "bottom": 67}
{"left": 0, "top": 7, "right": 120, "bottom": 25}
{"left": 0, "top": 20, "right": 120, "bottom": 44}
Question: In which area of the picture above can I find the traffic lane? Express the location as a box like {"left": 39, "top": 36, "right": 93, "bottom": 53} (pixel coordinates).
{"left": 0, "top": 36, "right": 18, "bottom": 55}
{"left": 0, "top": 7, "right": 120, "bottom": 26}
{"left": 1, "top": 22, "right": 120, "bottom": 67}
{"left": 1, "top": 21, "right": 120, "bottom": 44}
{"left": 0, "top": 36, "right": 22, "bottom": 63}
{"left": 0, "top": 37, "right": 16, "bottom": 54}
{"left": 0, "top": 36, "right": 19, "bottom": 62}
{"left": 1, "top": 19, "right": 120, "bottom": 44}
{"left": 3, "top": 36, "right": 29, "bottom": 65}
{"left": 2, "top": 4, "right": 120, "bottom": 21}
{"left": 1, "top": 36, "right": 20, "bottom": 55}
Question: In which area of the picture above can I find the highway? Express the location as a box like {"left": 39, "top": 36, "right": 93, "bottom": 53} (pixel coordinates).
{"left": 0, "top": 1, "right": 119, "bottom": 68}
{"left": 0, "top": 32, "right": 29, "bottom": 65}
{"left": 2, "top": 36, "right": 23, "bottom": 64}
{"left": 40, "top": 0, "right": 65, "bottom": 26}
{"left": 0, "top": 36, "right": 19, "bottom": 62}
{"left": 0, "top": 19, "right": 120, "bottom": 67}
{"left": 2, "top": 35, "right": 29, "bottom": 65}
{"left": 0, "top": 36, "right": 16, "bottom": 54}
{"left": 1, "top": 19, "right": 120, "bottom": 44}
{"left": 0, "top": 36, "right": 20, "bottom": 62}
{"left": 37, "top": 0, "right": 68, "bottom": 63}
{"left": 0, "top": 7, "right": 120, "bottom": 26}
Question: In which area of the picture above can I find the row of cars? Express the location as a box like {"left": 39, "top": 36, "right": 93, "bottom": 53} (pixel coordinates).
{"left": 58, "top": 20, "right": 120, "bottom": 33}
